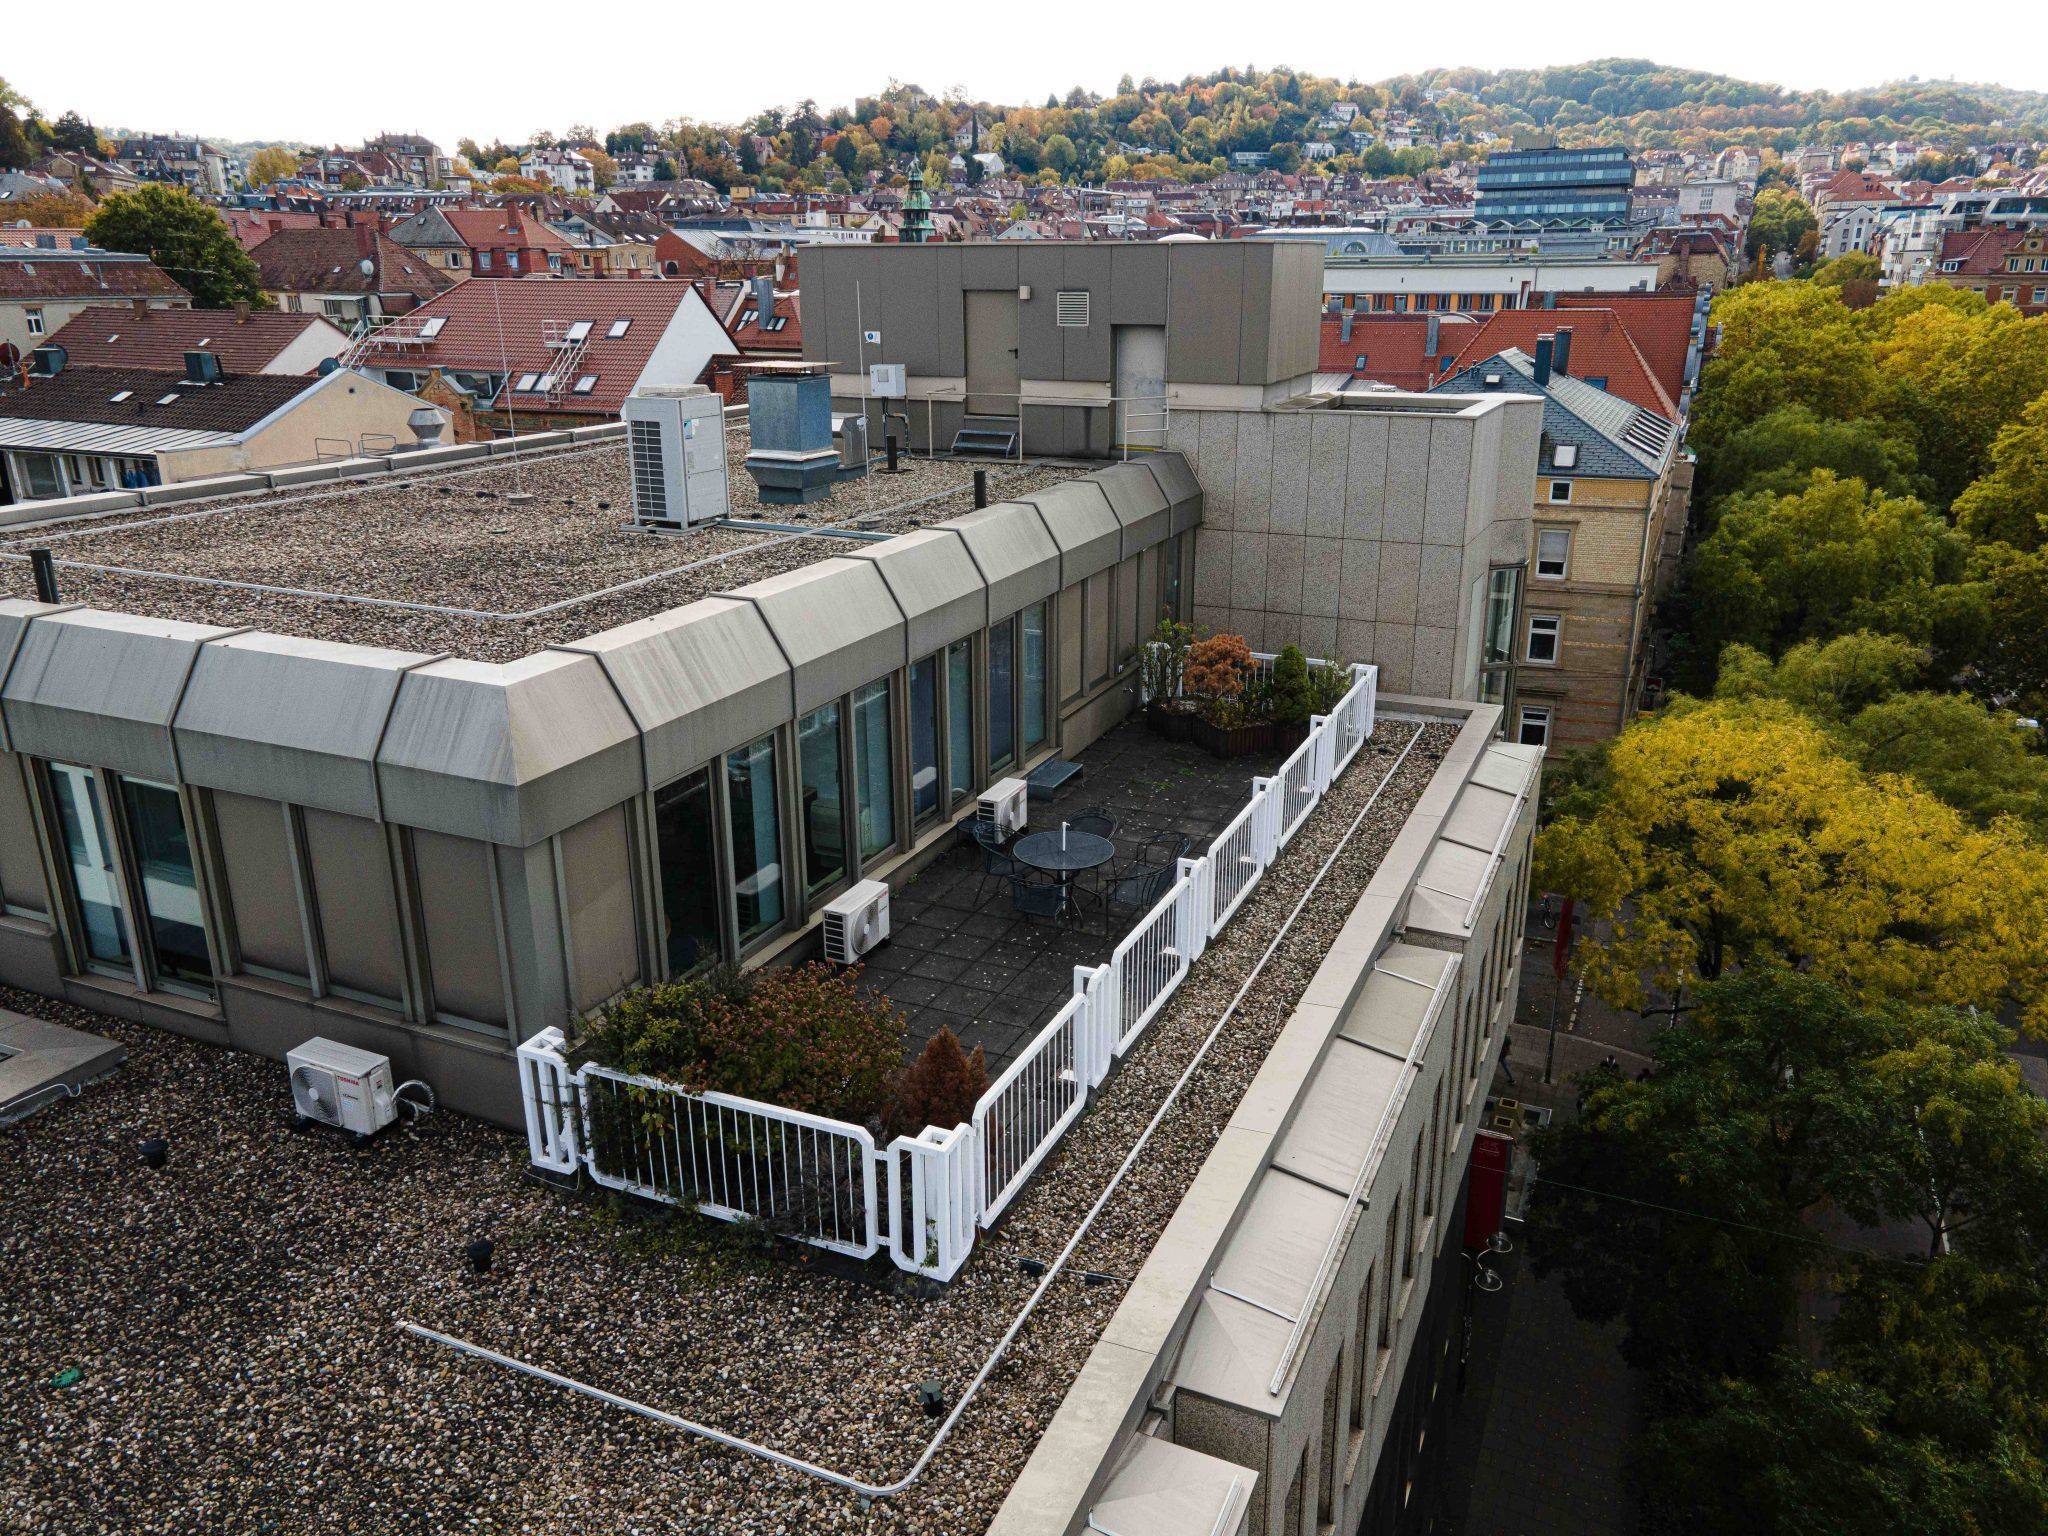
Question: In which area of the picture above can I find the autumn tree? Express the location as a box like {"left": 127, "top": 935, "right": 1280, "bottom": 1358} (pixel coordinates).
{"left": 83, "top": 184, "right": 266, "bottom": 309}
{"left": 1679, "top": 471, "right": 1970, "bottom": 674}
{"left": 246, "top": 146, "right": 299, "bottom": 187}
{"left": 7, "top": 190, "right": 94, "bottom": 228}
{"left": 1534, "top": 699, "right": 2048, "bottom": 1026}
{"left": 1952, "top": 390, "right": 2048, "bottom": 551}
{"left": 1690, "top": 284, "right": 1879, "bottom": 459}
{"left": 1868, "top": 294, "right": 2048, "bottom": 504}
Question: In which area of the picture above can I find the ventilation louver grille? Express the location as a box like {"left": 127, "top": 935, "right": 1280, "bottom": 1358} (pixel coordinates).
{"left": 628, "top": 418, "right": 667, "bottom": 520}
{"left": 1054, "top": 290, "right": 1091, "bottom": 328}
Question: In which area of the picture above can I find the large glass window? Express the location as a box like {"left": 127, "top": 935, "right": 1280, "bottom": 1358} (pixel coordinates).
{"left": 1021, "top": 603, "right": 1048, "bottom": 752}
{"left": 726, "top": 733, "right": 784, "bottom": 942}
{"left": 851, "top": 680, "right": 895, "bottom": 861}
{"left": 796, "top": 703, "right": 846, "bottom": 896}
{"left": 909, "top": 654, "right": 941, "bottom": 823}
{"left": 947, "top": 639, "right": 974, "bottom": 803}
{"left": 1479, "top": 564, "right": 1523, "bottom": 707}
{"left": 988, "top": 620, "right": 1016, "bottom": 772}
{"left": 48, "top": 763, "right": 129, "bottom": 968}
{"left": 654, "top": 768, "right": 721, "bottom": 974}
{"left": 119, "top": 778, "right": 211, "bottom": 992}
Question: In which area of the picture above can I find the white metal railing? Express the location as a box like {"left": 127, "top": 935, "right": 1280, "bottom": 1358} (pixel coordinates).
{"left": 974, "top": 982, "right": 1092, "bottom": 1225}
{"left": 516, "top": 661, "right": 1382, "bottom": 1281}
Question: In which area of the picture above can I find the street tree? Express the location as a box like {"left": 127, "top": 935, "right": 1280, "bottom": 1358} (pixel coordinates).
{"left": 1534, "top": 699, "right": 2048, "bottom": 1025}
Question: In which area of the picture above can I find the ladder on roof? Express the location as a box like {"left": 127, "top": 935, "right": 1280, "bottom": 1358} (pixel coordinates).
{"left": 540, "top": 319, "right": 591, "bottom": 404}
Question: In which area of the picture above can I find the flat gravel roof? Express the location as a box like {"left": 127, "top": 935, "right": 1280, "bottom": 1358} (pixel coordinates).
{"left": 0, "top": 431, "right": 1085, "bottom": 662}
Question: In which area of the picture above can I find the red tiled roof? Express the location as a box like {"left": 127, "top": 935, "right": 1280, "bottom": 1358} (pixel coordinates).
{"left": 1819, "top": 169, "right": 1897, "bottom": 205}
{"left": 0, "top": 253, "right": 189, "bottom": 303}
{"left": 353, "top": 277, "right": 718, "bottom": 414}
{"left": 1555, "top": 290, "right": 1694, "bottom": 412}
{"left": 1446, "top": 307, "right": 1677, "bottom": 420}
{"left": 433, "top": 206, "right": 577, "bottom": 254}
{"left": 249, "top": 227, "right": 453, "bottom": 303}
{"left": 41, "top": 306, "right": 343, "bottom": 374}
{"left": 1940, "top": 225, "right": 2047, "bottom": 277}
{"left": 222, "top": 209, "right": 326, "bottom": 251}
{"left": 1318, "top": 312, "right": 1478, "bottom": 392}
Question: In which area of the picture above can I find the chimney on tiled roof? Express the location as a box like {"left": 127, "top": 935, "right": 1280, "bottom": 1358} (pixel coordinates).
{"left": 1533, "top": 333, "right": 1555, "bottom": 387}
{"left": 1552, "top": 326, "right": 1573, "bottom": 378}
{"left": 1425, "top": 313, "right": 1440, "bottom": 356}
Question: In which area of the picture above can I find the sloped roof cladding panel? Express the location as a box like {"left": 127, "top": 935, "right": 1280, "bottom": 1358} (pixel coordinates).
{"left": 376, "top": 652, "right": 641, "bottom": 846}
{"left": 939, "top": 501, "right": 1061, "bottom": 622}
{"left": 2, "top": 608, "right": 235, "bottom": 780}
{"left": 1016, "top": 481, "right": 1121, "bottom": 587}
{"left": 724, "top": 558, "right": 906, "bottom": 718}
{"left": 1092, "top": 460, "right": 1173, "bottom": 557}
{"left": 1209, "top": 1166, "right": 1347, "bottom": 1324}
{"left": 1087, "top": 1436, "right": 1257, "bottom": 1536}
{"left": 845, "top": 529, "right": 987, "bottom": 660}
{"left": 173, "top": 633, "right": 437, "bottom": 819}
{"left": 1271, "top": 1034, "right": 1412, "bottom": 1194}
{"left": 1138, "top": 450, "right": 1204, "bottom": 535}
{"left": 0, "top": 598, "right": 70, "bottom": 753}
{"left": 561, "top": 598, "right": 792, "bottom": 790}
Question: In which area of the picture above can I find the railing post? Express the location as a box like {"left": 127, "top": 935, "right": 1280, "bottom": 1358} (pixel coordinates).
{"left": 516, "top": 1026, "right": 579, "bottom": 1174}
{"left": 1177, "top": 857, "right": 1208, "bottom": 963}
{"left": 1252, "top": 776, "right": 1279, "bottom": 867}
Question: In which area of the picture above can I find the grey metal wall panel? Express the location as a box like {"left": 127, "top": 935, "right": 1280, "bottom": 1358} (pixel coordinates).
{"left": 0, "top": 752, "right": 47, "bottom": 913}
{"left": 1018, "top": 481, "right": 1121, "bottom": 586}
{"left": 961, "top": 245, "right": 1019, "bottom": 292}
{"left": 1168, "top": 245, "right": 1244, "bottom": 385}
{"left": 1270, "top": 243, "right": 1325, "bottom": 383}
{"left": 212, "top": 789, "right": 306, "bottom": 978}
{"left": 879, "top": 253, "right": 941, "bottom": 377}
{"left": 940, "top": 500, "right": 1061, "bottom": 621}
{"left": 1093, "top": 460, "right": 1173, "bottom": 557}
{"left": 559, "top": 801, "right": 640, "bottom": 1012}
{"left": 1018, "top": 247, "right": 1065, "bottom": 381}
{"left": 1111, "top": 243, "right": 1169, "bottom": 328}
{"left": 0, "top": 599, "right": 70, "bottom": 755}
{"left": 376, "top": 653, "right": 642, "bottom": 847}
{"left": 932, "top": 245, "right": 966, "bottom": 375}
{"left": 174, "top": 632, "right": 436, "bottom": 820}
{"left": 723, "top": 558, "right": 906, "bottom": 718}
{"left": 1058, "top": 246, "right": 1114, "bottom": 381}
{"left": 1237, "top": 250, "right": 1274, "bottom": 387}
{"left": 1140, "top": 451, "right": 1206, "bottom": 535}
{"left": 412, "top": 827, "right": 507, "bottom": 1026}
{"left": 845, "top": 528, "right": 986, "bottom": 660}
{"left": 2, "top": 609, "right": 234, "bottom": 781}
{"left": 302, "top": 806, "right": 405, "bottom": 1003}
{"left": 560, "top": 598, "right": 791, "bottom": 792}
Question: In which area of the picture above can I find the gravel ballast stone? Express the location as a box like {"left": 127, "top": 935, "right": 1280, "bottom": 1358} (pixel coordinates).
{"left": 0, "top": 723, "right": 1452, "bottom": 1535}
{"left": 0, "top": 435, "right": 1081, "bottom": 662}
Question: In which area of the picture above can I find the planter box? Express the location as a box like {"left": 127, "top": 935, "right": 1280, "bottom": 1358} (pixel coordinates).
{"left": 1273, "top": 720, "right": 1311, "bottom": 754}
{"left": 1147, "top": 703, "right": 1195, "bottom": 743}
{"left": 1191, "top": 716, "right": 1276, "bottom": 759}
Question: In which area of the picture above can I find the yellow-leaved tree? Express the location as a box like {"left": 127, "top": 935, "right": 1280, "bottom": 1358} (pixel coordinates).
{"left": 1536, "top": 699, "right": 2048, "bottom": 1030}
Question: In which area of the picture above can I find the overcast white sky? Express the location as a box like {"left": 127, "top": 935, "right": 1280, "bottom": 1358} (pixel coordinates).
{"left": 12, "top": 1, "right": 2045, "bottom": 148}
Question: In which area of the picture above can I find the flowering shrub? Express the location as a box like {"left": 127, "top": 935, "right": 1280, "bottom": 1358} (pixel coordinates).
{"left": 582, "top": 963, "right": 904, "bottom": 1125}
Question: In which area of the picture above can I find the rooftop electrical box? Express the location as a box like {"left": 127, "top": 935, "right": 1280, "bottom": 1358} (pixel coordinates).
{"left": 624, "top": 385, "right": 730, "bottom": 530}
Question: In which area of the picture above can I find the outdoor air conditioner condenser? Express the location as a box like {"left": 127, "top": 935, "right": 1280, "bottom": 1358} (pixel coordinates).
{"left": 820, "top": 879, "right": 891, "bottom": 964}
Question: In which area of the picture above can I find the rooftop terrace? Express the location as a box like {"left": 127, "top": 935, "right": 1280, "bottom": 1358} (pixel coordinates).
{"left": 2, "top": 712, "right": 1456, "bottom": 1536}
{"left": 0, "top": 429, "right": 1086, "bottom": 661}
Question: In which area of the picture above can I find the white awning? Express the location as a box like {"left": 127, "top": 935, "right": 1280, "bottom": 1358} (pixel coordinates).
{"left": 0, "top": 417, "right": 237, "bottom": 455}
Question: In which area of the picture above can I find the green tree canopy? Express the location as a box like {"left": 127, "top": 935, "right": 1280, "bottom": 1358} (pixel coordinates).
{"left": 1691, "top": 285, "right": 1880, "bottom": 460}
{"left": 1702, "top": 403, "right": 1923, "bottom": 503}
{"left": 83, "top": 184, "right": 266, "bottom": 309}
{"left": 1952, "top": 390, "right": 2048, "bottom": 551}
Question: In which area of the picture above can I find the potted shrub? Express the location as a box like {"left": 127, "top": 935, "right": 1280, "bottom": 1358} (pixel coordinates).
{"left": 1183, "top": 632, "right": 1270, "bottom": 757}
{"left": 1140, "top": 617, "right": 1197, "bottom": 742}
{"left": 1269, "top": 645, "right": 1314, "bottom": 752}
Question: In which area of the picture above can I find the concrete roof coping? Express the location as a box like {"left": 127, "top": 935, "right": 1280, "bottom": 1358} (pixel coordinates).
{"left": 375, "top": 650, "right": 642, "bottom": 845}
{"left": 1016, "top": 479, "right": 1122, "bottom": 587}
{"left": 1083, "top": 1417, "right": 1256, "bottom": 1536}
{"left": 720, "top": 556, "right": 907, "bottom": 718}
{"left": 841, "top": 526, "right": 988, "bottom": 660}
{"left": 558, "top": 596, "right": 792, "bottom": 790}
{"left": 1271, "top": 1035, "right": 1415, "bottom": 1195}
{"left": 937, "top": 499, "right": 1062, "bottom": 621}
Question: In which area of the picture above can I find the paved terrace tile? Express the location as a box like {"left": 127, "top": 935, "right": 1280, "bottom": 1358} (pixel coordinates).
{"left": 859, "top": 716, "right": 1284, "bottom": 1072}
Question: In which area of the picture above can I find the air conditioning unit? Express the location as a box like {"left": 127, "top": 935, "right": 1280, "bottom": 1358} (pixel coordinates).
{"left": 821, "top": 878, "right": 891, "bottom": 963}
{"left": 288, "top": 1037, "right": 398, "bottom": 1141}
{"left": 978, "top": 777, "right": 1029, "bottom": 839}
{"left": 624, "top": 384, "right": 729, "bottom": 530}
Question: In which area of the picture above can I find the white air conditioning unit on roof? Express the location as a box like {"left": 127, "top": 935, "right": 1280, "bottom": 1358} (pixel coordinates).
{"left": 978, "top": 777, "right": 1029, "bottom": 839}
{"left": 624, "top": 384, "right": 729, "bottom": 530}
{"left": 821, "top": 878, "right": 891, "bottom": 964}
{"left": 288, "top": 1037, "right": 397, "bottom": 1140}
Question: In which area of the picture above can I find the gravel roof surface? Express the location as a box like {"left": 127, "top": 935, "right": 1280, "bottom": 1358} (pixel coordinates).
{"left": 0, "top": 432, "right": 1082, "bottom": 662}
{"left": 0, "top": 721, "right": 1452, "bottom": 1536}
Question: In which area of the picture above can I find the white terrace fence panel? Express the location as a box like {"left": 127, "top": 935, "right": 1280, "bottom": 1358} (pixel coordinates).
{"left": 517, "top": 661, "right": 1380, "bottom": 1282}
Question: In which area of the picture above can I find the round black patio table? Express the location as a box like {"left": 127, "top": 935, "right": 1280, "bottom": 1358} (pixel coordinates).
{"left": 1011, "top": 829, "right": 1116, "bottom": 919}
